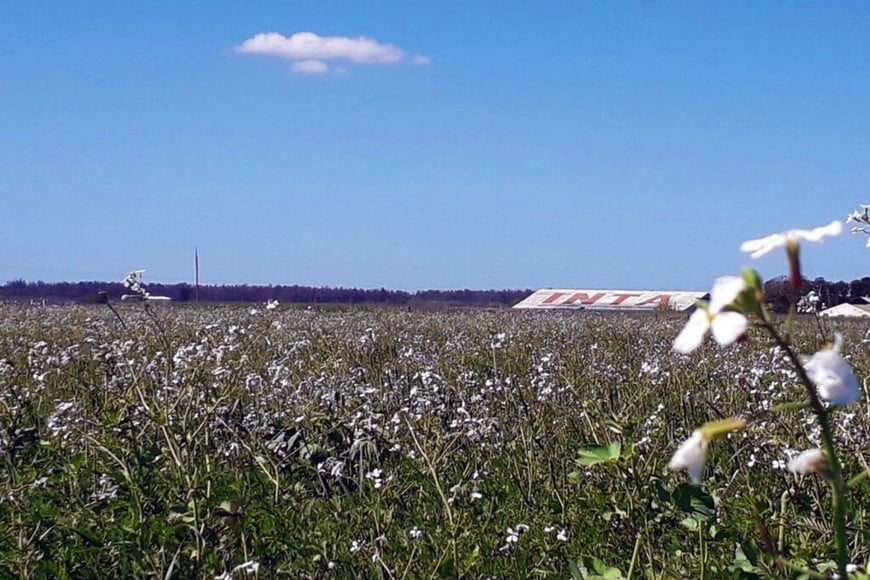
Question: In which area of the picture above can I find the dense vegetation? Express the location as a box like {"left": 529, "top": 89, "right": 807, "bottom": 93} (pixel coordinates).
{"left": 1, "top": 302, "right": 868, "bottom": 577}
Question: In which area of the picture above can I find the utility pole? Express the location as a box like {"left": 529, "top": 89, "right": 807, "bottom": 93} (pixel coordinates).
{"left": 195, "top": 247, "right": 200, "bottom": 302}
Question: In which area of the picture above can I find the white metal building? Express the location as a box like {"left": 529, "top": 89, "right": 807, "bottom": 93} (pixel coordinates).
{"left": 820, "top": 297, "right": 870, "bottom": 318}
{"left": 513, "top": 289, "right": 706, "bottom": 312}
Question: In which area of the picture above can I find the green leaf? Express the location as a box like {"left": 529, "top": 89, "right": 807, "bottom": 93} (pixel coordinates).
{"left": 462, "top": 544, "right": 480, "bottom": 569}
{"left": 672, "top": 483, "right": 716, "bottom": 519}
{"left": 436, "top": 555, "right": 456, "bottom": 577}
{"left": 649, "top": 478, "right": 671, "bottom": 504}
{"left": 742, "top": 268, "right": 763, "bottom": 293}
{"left": 68, "top": 525, "right": 102, "bottom": 547}
{"left": 567, "top": 559, "right": 584, "bottom": 580}
{"left": 708, "top": 524, "right": 719, "bottom": 539}
{"left": 731, "top": 542, "right": 763, "bottom": 575}
{"left": 576, "top": 442, "right": 621, "bottom": 466}
{"left": 680, "top": 516, "right": 699, "bottom": 530}
{"left": 579, "top": 556, "right": 625, "bottom": 579}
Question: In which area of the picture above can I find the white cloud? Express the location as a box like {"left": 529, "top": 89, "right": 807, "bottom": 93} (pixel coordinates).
{"left": 236, "top": 31, "right": 429, "bottom": 74}
{"left": 291, "top": 59, "right": 329, "bottom": 74}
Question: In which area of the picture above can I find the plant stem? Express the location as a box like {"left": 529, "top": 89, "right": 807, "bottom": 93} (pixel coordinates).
{"left": 104, "top": 301, "right": 127, "bottom": 330}
{"left": 626, "top": 532, "right": 642, "bottom": 579}
{"left": 699, "top": 523, "right": 706, "bottom": 580}
{"left": 761, "top": 319, "right": 849, "bottom": 578}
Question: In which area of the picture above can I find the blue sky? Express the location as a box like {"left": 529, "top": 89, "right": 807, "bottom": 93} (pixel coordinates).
{"left": 2, "top": 2, "right": 869, "bottom": 290}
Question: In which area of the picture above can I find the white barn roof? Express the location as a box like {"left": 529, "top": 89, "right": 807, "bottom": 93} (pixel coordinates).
{"left": 819, "top": 302, "right": 870, "bottom": 318}
{"left": 513, "top": 289, "right": 705, "bottom": 312}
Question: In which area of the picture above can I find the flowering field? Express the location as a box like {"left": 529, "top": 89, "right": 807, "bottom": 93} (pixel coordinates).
{"left": 1, "top": 302, "right": 869, "bottom": 578}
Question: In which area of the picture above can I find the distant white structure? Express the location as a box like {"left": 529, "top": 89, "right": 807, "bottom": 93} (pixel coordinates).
{"left": 513, "top": 289, "right": 706, "bottom": 312}
{"left": 121, "top": 294, "right": 172, "bottom": 302}
{"left": 820, "top": 297, "right": 870, "bottom": 318}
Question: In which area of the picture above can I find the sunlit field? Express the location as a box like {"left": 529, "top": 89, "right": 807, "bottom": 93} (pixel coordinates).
{"left": 2, "top": 302, "right": 869, "bottom": 578}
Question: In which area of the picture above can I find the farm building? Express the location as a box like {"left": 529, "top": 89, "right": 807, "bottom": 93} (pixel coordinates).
{"left": 819, "top": 297, "right": 870, "bottom": 318}
{"left": 513, "top": 289, "right": 706, "bottom": 312}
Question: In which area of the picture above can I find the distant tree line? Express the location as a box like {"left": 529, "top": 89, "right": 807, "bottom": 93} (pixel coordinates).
{"left": 763, "top": 276, "right": 870, "bottom": 313}
{"left": 5, "top": 277, "right": 867, "bottom": 311}
{"left": 0, "top": 279, "right": 532, "bottom": 308}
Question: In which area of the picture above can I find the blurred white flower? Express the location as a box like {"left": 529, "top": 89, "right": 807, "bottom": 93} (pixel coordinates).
{"left": 668, "top": 430, "right": 708, "bottom": 485}
{"left": 739, "top": 220, "right": 842, "bottom": 259}
{"left": 215, "top": 560, "right": 260, "bottom": 579}
{"left": 846, "top": 205, "right": 870, "bottom": 224}
{"left": 122, "top": 269, "right": 151, "bottom": 298}
{"left": 787, "top": 448, "right": 827, "bottom": 475}
{"left": 673, "top": 276, "right": 748, "bottom": 354}
{"left": 804, "top": 334, "right": 860, "bottom": 406}
{"left": 848, "top": 204, "right": 870, "bottom": 248}
{"left": 365, "top": 468, "right": 385, "bottom": 488}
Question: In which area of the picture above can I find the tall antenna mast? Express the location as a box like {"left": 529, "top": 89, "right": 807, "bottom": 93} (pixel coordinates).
{"left": 194, "top": 246, "right": 200, "bottom": 302}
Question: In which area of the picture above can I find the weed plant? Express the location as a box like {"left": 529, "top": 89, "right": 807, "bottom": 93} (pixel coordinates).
{"left": 0, "top": 302, "right": 868, "bottom": 578}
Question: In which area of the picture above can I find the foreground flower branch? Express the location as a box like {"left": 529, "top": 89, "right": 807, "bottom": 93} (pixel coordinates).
{"left": 668, "top": 219, "right": 860, "bottom": 578}
{"left": 847, "top": 205, "right": 870, "bottom": 247}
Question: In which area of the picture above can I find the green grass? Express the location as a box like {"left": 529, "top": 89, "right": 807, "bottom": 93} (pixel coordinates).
{"left": 1, "top": 302, "right": 868, "bottom": 578}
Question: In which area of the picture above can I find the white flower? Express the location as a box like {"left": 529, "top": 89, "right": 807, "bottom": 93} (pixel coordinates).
{"left": 804, "top": 334, "right": 860, "bottom": 406}
{"left": 673, "top": 276, "right": 748, "bottom": 354}
{"left": 668, "top": 430, "right": 708, "bottom": 485}
{"left": 215, "top": 561, "right": 260, "bottom": 579}
{"left": 846, "top": 205, "right": 870, "bottom": 223}
{"left": 739, "top": 220, "right": 843, "bottom": 259}
{"left": 122, "top": 269, "right": 151, "bottom": 298}
{"left": 787, "top": 449, "right": 827, "bottom": 475}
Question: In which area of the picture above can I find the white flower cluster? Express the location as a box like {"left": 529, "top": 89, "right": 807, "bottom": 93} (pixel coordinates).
{"left": 739, "top": 221, "right": 842, "bottom": 258}
{"left": 668, "top": 430, "right": 709, "bottom": 485}
{"left": 846, "top": 205, "right": 870, "bottom": 247}
{"left": 214, "top": 560, "right": 259, "bottom": 579}
{"left": 669, "top": 221, "right": 861, "bottom": 484}
{"left": 499, "top": 523, "right": 529, "bottom": 551}
{"left": 804, "top": 334, "right": 860, "bottom": 407}
{"left": 122, "top": 269, "right": 150, "bottom": 299}
{"left": 673, "top": 276, "right": 748, "bottom": 355}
